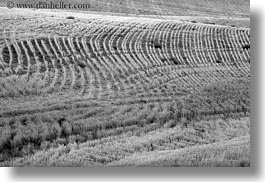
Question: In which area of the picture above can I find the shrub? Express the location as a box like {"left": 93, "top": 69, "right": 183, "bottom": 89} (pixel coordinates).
{"left": 181, "top": 117, "right": 188, "bottom": 128}
{"left": 164, "top": 120, "right": 176, "bottom": 128}
{"left": 62, "top": 122, "right": 72, "bottom": 137}
{"left": 57, "top": 138, "right": 67, "bottom": 146}
{"left": 68, "top": 135, "right": 77, "bottom": 144}
{"left": 40, "top": 141, "right": 50, "bottom": 150}
{"left": 50, "top": 122, "right": 62, "bottom": 139}
{"left": 216, "top": 59, "right": 222, "bottom": 64}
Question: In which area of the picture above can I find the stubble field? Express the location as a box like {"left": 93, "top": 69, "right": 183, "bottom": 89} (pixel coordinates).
{"left": 0, "top": 0, "right": 250, "bottom": 167}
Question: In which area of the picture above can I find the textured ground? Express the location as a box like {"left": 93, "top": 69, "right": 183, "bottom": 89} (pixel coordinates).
{"left": 0, "top": 0, "right": 250, "bottom": 167}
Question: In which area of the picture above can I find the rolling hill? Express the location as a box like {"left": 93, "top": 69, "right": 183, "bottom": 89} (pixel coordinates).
{"left": 0, "top": 0, "right": 250, "bottom": 167}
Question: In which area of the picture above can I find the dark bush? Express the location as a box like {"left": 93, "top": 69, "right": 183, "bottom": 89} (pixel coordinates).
{"left": 242, "top": 44, "right": 250, "bottom": 50}
{"left": 154, "top": 42, "right": 162, "bottom": 49}
{"left": 77, "top": 61, "right": 87, "bottom": 68}
{"left": 216, "top": 59, "right": 222, "bottom": 64}
{"left": 66, "top": 16, "right": 75, "bottom": 20}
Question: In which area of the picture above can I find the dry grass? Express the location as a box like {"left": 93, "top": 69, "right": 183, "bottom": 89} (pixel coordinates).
{"left": 0, "top": 2, "right": 250, "bottom": 166}
{"left": 108, "top": 135, "right": 250, "bottom": 167}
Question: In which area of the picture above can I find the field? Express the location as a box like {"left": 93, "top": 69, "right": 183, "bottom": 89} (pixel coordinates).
{"left": 0, "top": 0, "right": 250, "bottom": 167}
{"left": 0, "top": 0, "right": 250, "bottom": 17}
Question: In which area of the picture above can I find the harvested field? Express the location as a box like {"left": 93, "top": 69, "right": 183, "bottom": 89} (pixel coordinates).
{"left": 0, "top": 0, "right": 250, "bottom": 167}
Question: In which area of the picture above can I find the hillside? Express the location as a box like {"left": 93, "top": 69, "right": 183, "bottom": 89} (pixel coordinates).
{"left": 0, "top": 0, "right": 250, "bottom": 167}
{"left": 0, "top": 0, "right": 250, "bottom": 17}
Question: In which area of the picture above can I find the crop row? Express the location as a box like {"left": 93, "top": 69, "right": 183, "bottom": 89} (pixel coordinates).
{"left": 0, "top": 20, "right": 250, "bottom": 98}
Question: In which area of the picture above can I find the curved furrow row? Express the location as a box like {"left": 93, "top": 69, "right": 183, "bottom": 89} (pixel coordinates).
{"left": 81, "top": 37, "right": 105, "bottom": 98}
{"left": 194, "top": 25, "right": 207, "bottom": 65}
{"left": 221, "top": 28, "right": 247, "bottom": 76}
{"left": 74, "top": 37, "right": 94, "bottom": 95}
{"left": 225, "top": 29, "right": 249, "bottom": 75}
{"left": 103, "top": 23, "right": 132, "bottom": 90}
{"left": 2, "top": 30, "right": 13, "bottom": 73}
{"left": 65, "top": 36, "right": 82, "bottom": 90}
{"left": 162, "top": 22, "right": 176, "bottom": 65}
{"left": 52, "top": 35, "right": 69, "bottom": 89}
{"left": 98, "top": 23, "right": 129, "bottom": 97}
{"left": 0, "top": 19, "right": 250, "bottom": 100}
{"left": 214, "top": 27, "right": 236, "bottom": 70}
{"left": 60, "top": 37, "right": 77, "bottom": 90}
{"left": 72, "top": 37, "right": 93, "bottom": 93}
{"left": 88, "top": 24, "right": 121, "bottom": 98}
{"left": 34, "top": 39, "right": 50, "bottom": 83}
{"left": 186, "top": 24, "right": 198, "bottom": 66}
{"left": 87, "top": 24, "right": 113, "bottom": 97}
{"left": 20, "top": 40, "right": 34, "bottom": 77}
{"left": 170, "top": 23, "right": 186, "bottom": 67}
{"left": 120, "top": 21, "right": 151, "bottom": 92}
{"left": 39, "top": 38, "right": 57, "bottom": 91}
{"left": 111, "top": 24, "right": 143, "bottom": 93}
{"left": 148, "top": 21, "right": 167, "bottom": 66}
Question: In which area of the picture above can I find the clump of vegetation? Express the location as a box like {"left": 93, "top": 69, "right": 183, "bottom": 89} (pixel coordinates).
{"left": 216, "top": 59, "right": 222, "bottom": 64}
{"left": 242, "top": 44, "right": 250, "bottom": 50}
{"left": 170, "top": 57, "right": 181, "bottom": 65}
{"left": 66, "top": 16, "right": 75, "bottom": 20}
{"left": 204, "top": 22, "right": 215, "bottom": 25}
{"left": 154, "top": 42, "right": 162, "bottom": 49}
